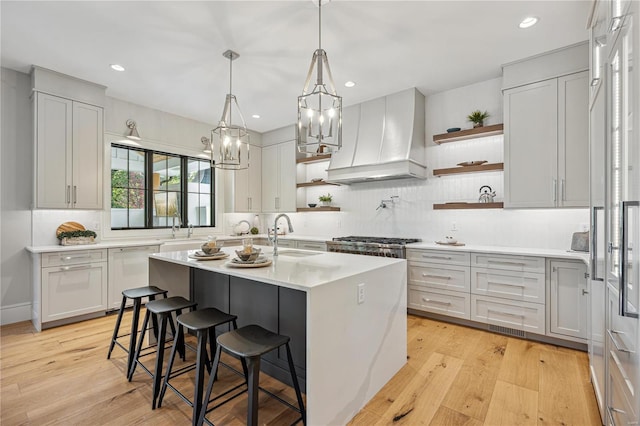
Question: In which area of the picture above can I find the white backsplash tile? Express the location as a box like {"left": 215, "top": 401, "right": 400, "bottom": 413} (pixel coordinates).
{"left": 32, "top": 210, "right": 102, "bottom": 246}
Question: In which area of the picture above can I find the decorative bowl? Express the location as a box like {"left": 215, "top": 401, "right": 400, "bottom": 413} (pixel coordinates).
{"left": 446, "top": 127, "right": 461, "bottom": 133}
{"left": 201, "top": 243, "right": 221, "bottom": 255}
{"left": 310, "top": 177, "right": 324, "bottom": 182}
{"left": 308, "top": 203, "right": 317, "bottom": 208}
{"left": 235, "top": 248, "right": 262, "bottom": 262}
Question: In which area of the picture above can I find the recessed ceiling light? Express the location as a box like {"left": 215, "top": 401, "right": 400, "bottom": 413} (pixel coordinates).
{"left": 519, "top": 17, "right": 539, "bottom": 29}
{"left": 344, "top": 81, "right": 356, "bottom": 88}
{"left": 252, "top": 114, "right": 260, "bottom": 119}
{"left": 110, "top": 64, "right": 125, "bottom": 72}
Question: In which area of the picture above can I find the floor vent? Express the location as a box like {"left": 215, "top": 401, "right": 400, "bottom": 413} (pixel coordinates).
{"left": 488, "top": 324, "right": 525, "bottom": 338}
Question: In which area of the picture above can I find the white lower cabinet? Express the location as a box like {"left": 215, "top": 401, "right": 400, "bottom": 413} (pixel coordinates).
{"left": 471, "top": 267, "right": 545, "bottom": 304}
{"left": 409, "top": 263, "right": 470, "bottom": 292}
{"left": 547, "top": 259, "right": 588, "bottom": 341}
{"left": 274, "top": 239, "right": 326, "bottom": 251}
{"left": 409, "top": 287, "right": 470, "bottom": 320}
{"left": 35, "top": 249, "right": 108, "bottom": 330}
{"left": 471, "top": 295, "right": 545, "bottom": 334}
{"left": 107, "top": 245, "right": 160, "bottom": 311}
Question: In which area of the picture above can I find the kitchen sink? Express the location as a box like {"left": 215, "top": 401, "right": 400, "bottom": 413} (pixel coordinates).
{"left": 159, "top": 239, "right": 206, "bottom": 252}
{"left": 276, "top": 250, "right": 322, "bottom": 258}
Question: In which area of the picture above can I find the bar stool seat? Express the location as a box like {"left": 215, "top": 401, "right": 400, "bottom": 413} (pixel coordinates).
{"left": 158, "top": 308, "right": 242, "bottom": 426}
{"left": 129, "top": 296, "right": 197, "bottom": 409}
{"left": 107, "top": 285, "right": 169, "bottom": 376}
{"left": 198, "top": 324, "right": 306, "bottom": 426}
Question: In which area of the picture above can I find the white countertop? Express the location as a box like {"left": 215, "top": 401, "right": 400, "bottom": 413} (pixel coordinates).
{"left": 407, "top": 242, "right": 589, "bottom": 264}
{"left": 150, "top": 246, "right": 405, "bottom": 292}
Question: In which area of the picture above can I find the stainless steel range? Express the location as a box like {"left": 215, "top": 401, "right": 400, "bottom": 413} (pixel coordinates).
{"left": 326, "top": 236, "right": 421, "bottom": 258}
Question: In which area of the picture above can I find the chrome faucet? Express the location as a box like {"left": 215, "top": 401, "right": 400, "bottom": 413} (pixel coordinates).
{"left": 269, "top": 214, "right": 294, "bottom": 256}
{"left": 171, "top": 214, "right": 182, "bottom": 239}
{"left": 187, "top": 223, "right": 194, "bottom": 238}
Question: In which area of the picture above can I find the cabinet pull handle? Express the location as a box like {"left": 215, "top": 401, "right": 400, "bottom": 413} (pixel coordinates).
{"left": 609, "top": 16, "right": 623, "bottom": 32}
{"left": 421, "top": 255, "right": 452, "bottom": 260}
{"left": 619, "top": 201, "right": 639, "bottom": 318}
{"left": 66, "top": 185, "right": 71, "bottom": 204}
{"left": 582, "top": 289, "right": 589, "bottom": 295}
{"left": 248, "top": 197, "right": 252, "bottom": 210}
{"left": 422, "top": 297, "right": 451, "bottom": 306}
{"left": 487, "top": 260, "right": 527, "bottom": 266}
{"left": 73, "top": 186, "right": 77, "bottom": 204}
{"left": 119, "top": 247, "right": 152, "bottom": 252}
{"left": 62, "top": 255, "right": 92, "bottom": 261}
{"left": 487, "top": 309, "right": 525, "bottom": 319}
{"left": 487, "top": 281, "right": 526, "bottom": 288}
{"left": 421, "top": 273, "right": 451, "bottom": 280}
{"left": 560, "top": 179, "right": 565, "bottom": 201}
{"left": 607, "top": 329, "right": 635, "bottom": 353}
{"left": 591, "top": 206, "right": 605, "bottom": 281}
{"left": 552, "top": 179, "right": 557, "bottom": 202}
{"left": 607, "top": 406, "right": 637, "bottom": 425}
{"left": 60, "top": 265, "right": 92, "bottom": 271}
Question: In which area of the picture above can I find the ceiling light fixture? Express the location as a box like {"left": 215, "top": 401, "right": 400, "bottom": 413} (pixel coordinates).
{"left": 519, "top": 16, "right": 539, "bottom": 29}
{"left": 205, "top": 49, "right": 250, "bottom": 170}
{"left": 344, "top": 81, "right": 356, "bottom": 88}
{"left": 110, "top": 64, "right": 125, "bottom": 72}
{"left": 297, "top": 0, "right": 342, "bottom": 155}
{"left": 125, "top": 119, "right": 141, "bottom": 140}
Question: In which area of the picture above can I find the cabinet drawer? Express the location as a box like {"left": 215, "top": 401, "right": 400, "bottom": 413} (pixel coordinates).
{"left": 406, "top": 249, "right": 470, "bottom": 266}
{"left": 276, "top": 239, "right": 297, "bottom": 248}
{"left": 42, "top": 262, "right": 107, "bottom": 322}
{"left": 408, "top": 286, "right": 470, "bottom": 320}
{"left": 471, "top": 267, "right": 545, "bottom": 303}
{"left": 471, "top": 253, "right": 544, "bottom": 273}
{"left": 471, "top": 295, "right": 545, "bottom": 334}
{"left": 296, "top": 241, "right": 326, "bottom": 251}
{"left": 409, "top": 263, "right": 470, "bottom": 292}
{"left": 41, "top": 249, "right": 107, "bottom": 267}
{"left": 608, "top": 349, "right": 638, "bottom": 426}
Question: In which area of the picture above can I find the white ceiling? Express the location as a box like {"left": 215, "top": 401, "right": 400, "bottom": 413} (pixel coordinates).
{"left": 1, "top": 1, "right": 591, "bottom": 133}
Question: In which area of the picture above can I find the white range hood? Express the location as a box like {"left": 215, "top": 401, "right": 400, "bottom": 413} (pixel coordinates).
{"left": 327, "top": 88, "right": 426, "bottom": 184}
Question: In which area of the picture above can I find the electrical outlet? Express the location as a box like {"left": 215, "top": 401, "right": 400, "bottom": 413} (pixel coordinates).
{"left": 357, "top": 283, "right": 365, "bottom": 304}
{"left": 451, "top": 222, "right": 457, "bottom": 231}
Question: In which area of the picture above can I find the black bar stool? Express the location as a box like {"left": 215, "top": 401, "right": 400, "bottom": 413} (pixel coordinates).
{"left": 107, "top": 285, "right": 169, "bottom": 376}
{"left": 198, "top": 324, "right": 306, "bottom": 426}
{"left": 157, "top": 308, "right": 245, "bottom": 426}
{"left": 128, "top": 296, "right": 197, "bottom": 409}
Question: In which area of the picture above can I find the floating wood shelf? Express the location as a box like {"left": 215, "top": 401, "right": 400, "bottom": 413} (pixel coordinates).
{"left": 296, "top": 181, "right": 339, "bottom": 188}
{"left": 296, "top": 154, "right": 332, "bottom": 164}
{"left": 433, "top": 124, "right": 504, "bottom": 144}
{"left": 433, "top": 162, "right": 504, "bottom": 177}
{"left": 296, "top": 206, "right": 341, "bottom": 212}
{"left": 433, "top": 202, "right": 504, "bottom": 210}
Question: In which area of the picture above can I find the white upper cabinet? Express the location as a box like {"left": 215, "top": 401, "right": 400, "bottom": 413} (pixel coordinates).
{"left": 225, "top": 144, "right": 262, "bottom": 213}
{"left": 35, "top": 92, "right": 104, "bottom": 209}
{"left": 262, "top": 140, "right": 296, "bottom": 213}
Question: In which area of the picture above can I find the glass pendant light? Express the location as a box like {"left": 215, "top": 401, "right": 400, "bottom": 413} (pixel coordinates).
{"left": 208, "top": 49, "right": 250, "bottom": 170}
{"left": 297, "top": 0, "right": 342, "bottom": 155}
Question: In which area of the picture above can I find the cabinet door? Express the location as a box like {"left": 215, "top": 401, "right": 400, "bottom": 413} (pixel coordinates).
{"left": 72, "top": 102, "right": 103, "bottom": 209}
{"left": 278, "top": 287, "right": 307, "bottom": 373}
{"left": 42, "top": 262, "right": 107, "bottom": 322}
{"left": 504, "top": 79, "right": 558, "bottom": 208}
{"left": 192, "top": 269, "right": 231, "bottom": 335}
{"left": 247, "top": 145, "right": 262, "bottom": 212}
{"left": 36, "top": 93, "right": 72, "bottom": 208}
{"left": 558, "top": 71, "right": 589, "bottom": 207}
{"left": 261, "top": 144, "right": 278, "bottom": 212}
{"left": 277, "top": 140, "right": 296, "bottom": 212}
{"left": 107, "top": 245, "right": 159, "bottom": 310}
{"left": 549, "top": 260, "right": 588, "bottom": 339}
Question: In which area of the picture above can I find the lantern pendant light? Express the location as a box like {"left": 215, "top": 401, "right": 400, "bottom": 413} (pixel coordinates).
{"left": 208, "top": 49, "right": 250, "bottom": 170}
{"left": 296, "top": 0, "right": 342, "bottom": 155}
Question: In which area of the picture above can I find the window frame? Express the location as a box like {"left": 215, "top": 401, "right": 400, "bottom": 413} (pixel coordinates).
{"left": 110, "top": 143, "right": 215, "bottom": 230}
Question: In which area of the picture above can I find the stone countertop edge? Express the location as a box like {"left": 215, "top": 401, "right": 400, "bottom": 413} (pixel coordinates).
{"left": 149, "top": 247, "right": 405, "bottom": 292}
{"left": 407, "top": 242, "right": 590, "bottom": 265}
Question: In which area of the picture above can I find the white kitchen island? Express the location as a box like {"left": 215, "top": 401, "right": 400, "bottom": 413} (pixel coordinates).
{"left": 149, "top": 246, "right": 407, "bottom": 426}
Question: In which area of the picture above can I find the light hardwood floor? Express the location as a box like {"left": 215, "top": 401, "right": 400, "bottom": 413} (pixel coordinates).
{"left": 0, "top": 312, "right": 601, "bottom": 425}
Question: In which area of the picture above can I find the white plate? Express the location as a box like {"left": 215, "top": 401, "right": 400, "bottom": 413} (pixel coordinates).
{"left": 226, "top": 259, "right": 272, "bottom": 268}
{"left": 188, "top": 252, "right": 229, "bottom": 260}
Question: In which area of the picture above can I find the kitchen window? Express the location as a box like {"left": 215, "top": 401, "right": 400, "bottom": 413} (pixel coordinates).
{"left": 110, "top": 144, "right": 214, "bottom": 230}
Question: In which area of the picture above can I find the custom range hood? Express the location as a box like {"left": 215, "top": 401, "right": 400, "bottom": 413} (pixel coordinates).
{"left": 327, "top": 88, "right": 426, "bottom": 184}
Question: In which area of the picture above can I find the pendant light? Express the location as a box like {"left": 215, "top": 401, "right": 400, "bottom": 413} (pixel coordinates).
{"left": 207, "top": 49, "right": 250, "bottom": 170}
{"left": 296, "top": 0, "right": 342, "bottom": 155}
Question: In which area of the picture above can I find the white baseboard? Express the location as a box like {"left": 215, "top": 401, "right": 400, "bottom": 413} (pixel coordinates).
{"left": 1, "top": 302, "right": 32, "bottom": 326}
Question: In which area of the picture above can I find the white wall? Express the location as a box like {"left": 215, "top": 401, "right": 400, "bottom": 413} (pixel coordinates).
{"left": 1, "top": 68, "right": 34, "bottom": 324}
{"left": 268, "top": 78, "right": 588, "bottom": 249}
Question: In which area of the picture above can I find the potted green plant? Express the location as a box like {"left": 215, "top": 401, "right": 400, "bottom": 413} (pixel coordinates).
{"left": 319, "top": 193, "right": 333, "bottom": 206}
{"left": 467, "top": 110, "right": 490, "bottom": 128}
{"left": 57, "top": 230, "right": 97, "bottom": 246}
